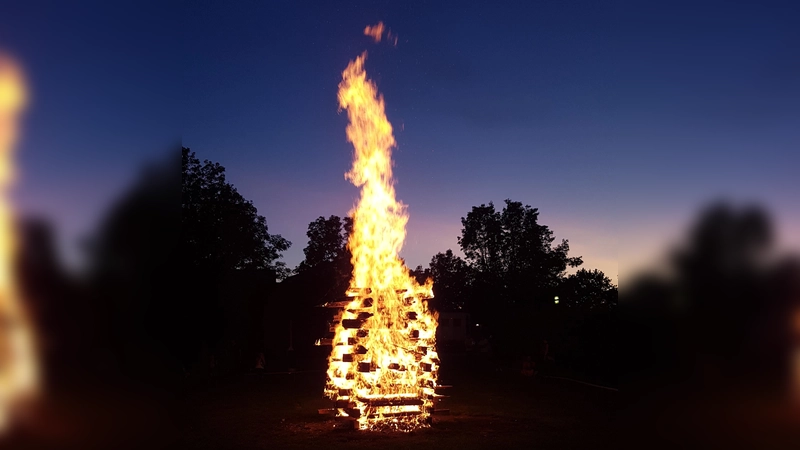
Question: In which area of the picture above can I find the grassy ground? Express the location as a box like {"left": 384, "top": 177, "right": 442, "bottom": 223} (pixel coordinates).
{"left": 181, "top": 352, "right": 616, "bottom": 449}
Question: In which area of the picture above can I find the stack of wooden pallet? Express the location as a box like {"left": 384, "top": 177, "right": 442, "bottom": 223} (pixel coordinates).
{"left": 316, "top": 288, "right": 449, "bottom": 430}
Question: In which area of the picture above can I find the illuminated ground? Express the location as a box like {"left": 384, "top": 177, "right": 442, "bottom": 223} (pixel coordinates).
{"left": 182, "top": 352, "right": 616, "bottom": 449}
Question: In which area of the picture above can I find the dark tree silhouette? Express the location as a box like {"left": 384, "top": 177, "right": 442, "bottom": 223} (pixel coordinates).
{"left": 182, "top": 147, "right": 290, "bottom": 279}
{"left": 181, "top": 147, "right": 290, "bottom": 374}
{"left": 262, "top": 215, "right": 354, "bottom": 362}
{"left": 288, "top": 214, "right": 353, "bottom": 304}
{"left": 560, "top": 268, "right": 617, "bottom": 310}
{"left": 70, "top": 151, "right": 185, "bottom": 448}
{"left": 89, "top": 153, "right": 180, "bottom": 382}
{"left": 458, "top": 203, "right": 503, "bottom": 274}
{"left": 667, "top": 202, "right": 776, "bottom": 377}
{"left": 620, "top": 201, "right": 798, "bottom": 447}
{"left": 428, "top": 250, "right": 472, "bottom": 312}
{"left": 443, "top": 199, "right": 621, "bottom": 367}
{"left": 296, "top": 215, "right": 352, "bottom": 274}
{"left": 458, "top": 199, "right": 583, "bottom": 304}
{"left": 409, "top": 265, "right": 432, "bottom": 285}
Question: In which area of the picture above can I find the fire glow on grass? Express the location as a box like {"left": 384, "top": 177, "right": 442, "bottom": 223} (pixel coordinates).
{"left": 0, "top": 55, "right": 38, "bottom": 433}
{"left": 322, "top": 46, "right": 440, "bottom": 431}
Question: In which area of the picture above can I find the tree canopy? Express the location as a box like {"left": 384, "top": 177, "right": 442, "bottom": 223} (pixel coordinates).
{"left": 561, "top": 268, "right": 617, "bottom": 310}
{"left": 427, "top": 250, "right": 472, "bottom": 312}
{"left": 283, "top": 215, "right": 355, "bottom": 308}
{"left": 457, "top": 199, "right": 583, "bottom": 304}
{"left": 182, "top": 147, "right": 290, "bottom": 279}
{"left": 297, "top": 215, "right": 352, "bottom": 273}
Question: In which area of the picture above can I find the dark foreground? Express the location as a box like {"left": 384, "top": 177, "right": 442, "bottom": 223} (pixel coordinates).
{"left": 182, "top": 353, "right": 616, "bottom": 449}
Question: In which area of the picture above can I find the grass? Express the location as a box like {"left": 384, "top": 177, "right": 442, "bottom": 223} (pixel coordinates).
{"left": 181, "top": 352, "right": 616, "bottom": 449}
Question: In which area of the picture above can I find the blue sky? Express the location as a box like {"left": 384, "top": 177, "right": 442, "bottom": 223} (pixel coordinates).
{"left": 184, "top": 1, "right": 799, "bottom": 283}
{"left": 1, "top": 1, "right": 180, "bottom": 267}
{"left": 2, "top": 0, "right": 798, "bottom": 281}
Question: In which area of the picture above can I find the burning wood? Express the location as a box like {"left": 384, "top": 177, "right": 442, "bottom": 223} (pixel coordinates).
{"left": 318, "top": 42, "right": 440, "bottom": 431}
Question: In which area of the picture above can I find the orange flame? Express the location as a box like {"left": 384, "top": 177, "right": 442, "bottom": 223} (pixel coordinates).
{"left": 325, "top": 50, "right": 439, "bottom": 431}
{"left": 0, "top": 55, "right": 38, "bottom": 433}
{"left": 363, "top": 22, "right": 385, "bottom": 43}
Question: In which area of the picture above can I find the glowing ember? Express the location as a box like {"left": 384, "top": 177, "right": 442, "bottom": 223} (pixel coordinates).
{"left": 363, "top": 22, "right": 398, "bottom": 47}
{"left": 0, "top": 54, "right": 38, "bottom": 433}
{"left": 363, "top": 22, "right": 385, "bottom": 43}
{"left": 323, "top": 48, "right": 440, "bottom": 431}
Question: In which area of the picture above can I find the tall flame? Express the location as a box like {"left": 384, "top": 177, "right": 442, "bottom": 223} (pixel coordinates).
{"left": 325, "top": 51, "right": 439, "bottom": 431}
{"left": 0, "top": 55, "right": 38, "bottom": 432}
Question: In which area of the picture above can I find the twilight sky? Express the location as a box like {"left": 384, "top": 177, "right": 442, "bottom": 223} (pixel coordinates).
{"left": 4, "top": 1, "right": 800, "bottom": 282}
{"left": 1, "top": 1, "right": 180, "bottom": 269}
{"left": 184, "top": 0, "right": 799, "bottom": 284}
